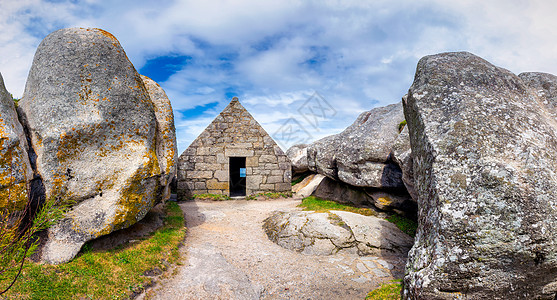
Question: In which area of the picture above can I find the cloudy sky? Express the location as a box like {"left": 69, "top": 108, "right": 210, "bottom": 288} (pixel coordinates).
{"left": 1, "top": 0, "right": 556, "bottom": 153}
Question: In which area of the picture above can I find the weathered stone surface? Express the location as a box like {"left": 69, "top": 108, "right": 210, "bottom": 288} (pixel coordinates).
{"left": 177, "top": 98, "right": 291, "bottom": 199}
{"left": 286, "top": 144, "right": 309, "bottom": 174}
{"left": 0, "top": 72, "right": 33, "bottom": 211}
{"left": 264, "top": 210, "right": 412, "bottom": 256}
{"left": 18, "top": 28, "right": 164, "bottom": 264}
{"left": 519, "top": 72, "right": 557, "bottom": 119}
{"left": 391, "top": 124, "right": 417, "bottom": 202}
{"left": 403, "top": 52, "right": 557, "bottom": 299}
{"left": 141, "top": 75, "right": 178, "bottom": 201}
{"left": 332, "top": 211, "right": 413, "bottom": 255}
{"left": 292, "top": 173, "right": 325, "bottom": 198}
{"left": 307, "top": 102, "right": 405, "bottom": 189}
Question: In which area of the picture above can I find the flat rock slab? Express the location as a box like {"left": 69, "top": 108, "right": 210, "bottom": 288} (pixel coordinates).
{"left": 142, "top": 199, "right": 407, "bottom": 299}
{"left": 264, "top": 209, "right": 413, "bottom": 257}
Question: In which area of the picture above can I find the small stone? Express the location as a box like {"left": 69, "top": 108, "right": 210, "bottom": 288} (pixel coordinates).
{"left": 375, "top": 259, "right": 394, "bottom": 270}
{"left": 362, "top": 260, "right": 378, "bottom": 270}
{"left": 351, "top": 275, "right": 371, "bottom": 283}
{"left": 356, "top": 262, "right": 368, "bottom": 273}
{"left": 372, "top": 268, "right": 390, "bottom": 278}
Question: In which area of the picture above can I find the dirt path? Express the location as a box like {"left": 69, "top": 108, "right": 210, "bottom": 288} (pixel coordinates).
{"left": 143, "top": 199, "right": 406, "bottom": 299}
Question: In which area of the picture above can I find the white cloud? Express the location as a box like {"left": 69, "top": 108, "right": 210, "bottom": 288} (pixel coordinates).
{"left": 1, "top": 0, "right": 557, "bottom": 153}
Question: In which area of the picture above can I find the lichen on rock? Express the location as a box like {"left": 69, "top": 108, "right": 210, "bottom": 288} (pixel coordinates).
{"left": 17, "top": 28, "right": 175, "bottom": 264}
{"left": 0, "top": 72, "right": 33, "bottom": 211}
{"left": 403, "top": 51, "right": 557, "bottom": 299}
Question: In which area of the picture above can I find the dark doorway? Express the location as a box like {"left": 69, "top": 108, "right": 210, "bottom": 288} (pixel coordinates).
{"left": 229, "top": 157, "right": 246, "bottom": 197}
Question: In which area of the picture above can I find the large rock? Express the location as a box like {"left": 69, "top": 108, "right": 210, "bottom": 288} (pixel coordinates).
{"left": 286, "top": 144, "right": 309, "bottom": 174}
{"left": 307, "top": 102, "right": 405, "bottom": 189}
{"left": 263, "top": 210, "right": 413, "bottom": 256}
{"left": 0, "top": 72, "right": 33, "bottom": 211}
{"left": 18, "top": 28, "right": 169, "bottom": 264}
{"left": 403, "top": 52, "right": 557, "bottom": 299}
{"left": 141, "top": 75, "right": 178, "bottom": 201}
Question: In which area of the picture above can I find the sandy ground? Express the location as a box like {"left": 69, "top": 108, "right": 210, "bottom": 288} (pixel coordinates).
{"left": 141, "top": 198, "right": 406, "bottom": 300}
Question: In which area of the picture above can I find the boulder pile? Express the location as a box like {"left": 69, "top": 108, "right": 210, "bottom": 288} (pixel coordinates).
{"left": 0, "top": 28, "right": 177, "bottom": 264}
{"left": 288, "top": 102, "right": 416, "bottom": 216}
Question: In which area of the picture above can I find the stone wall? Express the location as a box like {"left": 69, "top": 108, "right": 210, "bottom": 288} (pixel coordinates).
{"left": 177, "top": 98, "right": 291, "bottom": 199}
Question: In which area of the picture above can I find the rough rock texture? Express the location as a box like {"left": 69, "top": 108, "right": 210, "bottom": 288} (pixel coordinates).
{"left": 264, "top": 210, "right": 413, "bottom": 256}
{"left": 292, "top": 173, "right": 325, "bottom": 198}
{"left": 177, "top": 98, "right": 291, "bottom": 198}
{"left": 286, "top": 144, "right": 309, "bottom": 174}
{"left": 403, "top": 52, "right": 557, "bottom": 299}
{"left": 519, "top": 72, "right": 557, "bottom": 119}
{"left": 391, "top": 124, "right": 417, "bottom": 202}
{"left": 0, "top": 72, "right": 33, "bottom": 211}
{"left": 141, "top": 75, "right": 178, "bottom": 201}
{"left": 307, "top": 102, "right": 405, "bottom": 189}
{"left": 18, "top": 28, "right": 168, "bottom": 264}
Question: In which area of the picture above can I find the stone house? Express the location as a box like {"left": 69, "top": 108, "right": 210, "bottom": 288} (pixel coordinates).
{"left": 177, "top": 97, "right": 291, "bottom": 199}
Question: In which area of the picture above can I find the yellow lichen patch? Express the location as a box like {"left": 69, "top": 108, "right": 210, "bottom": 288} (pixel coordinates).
{"left": 107, "top": 145, "right": 160, "bottom": 234}
{"left": 94, "top": 28, "right": 119, "bottom": 42}
{"left": 0, "top": 134, "right": 30, "bottom": 211}
{"left": 57, "top": 130, "right": 87, "bottom": 164}
{"left": 0, "top": 182, "right": 27, "bottom": 212}
{"left": 377, "top": 197, "right": 393, "bottom": 206}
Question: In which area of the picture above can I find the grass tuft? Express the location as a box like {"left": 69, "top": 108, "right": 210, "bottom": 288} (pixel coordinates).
{"left": 192, "top": 193, "right": 231, "bottom": 201}
{"left": 246, "top": 191, "right": 293, "bottom": 200}
{"left": 398, "top": 120, "right": 407, "bottom": 132}
{"left": 366, "top": 279, "right": 402, "bottom": 300}
{"left": 386, "top": 214, "right": 417, "bottom": 237}
{"left": 298, "top": 196, "right": 376, "bottom": 216}
{"left": 0, "top": 202, "right": 186, "bottom": 300}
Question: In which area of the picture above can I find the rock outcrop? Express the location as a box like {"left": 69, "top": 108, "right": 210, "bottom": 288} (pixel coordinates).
{"left": 0, "top": 72, "right": 33, "bottom": 211}
{"left": 403, "top": 52, "right": 557, "bottom": 299}
{"left": 286, "top": 144, "right": 309, "bottom": 174}
{"left": 18, "top": 28, "right": 176, "bottom": 264}
{"left": 141, "top": 75, "right": 178, "bottom": 201}
{"left": 307, "top": 102, "right": 405, "bottom": 189}
{"left": 264, "top": 210, "right": 413, "bottom": 256}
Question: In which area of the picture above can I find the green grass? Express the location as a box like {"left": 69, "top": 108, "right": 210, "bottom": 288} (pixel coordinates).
{"left": 366, "top": 280, "right": 402, "bottom": 300}
{"left": 398, "top": 120, "right": 407, "bottom": 132}
{"left": 246, "top": 191, "right": 293, "bottom": 200}
{"left": 299, "top": 196, "right": 417, "bottom": 237}
{"left": 298, "top": 196, "right": 376, "bottom": 216}
{"left": 386, "top": 214, "right": 417, "bottom": 237}
{"left": 0, "top": 202, "right": 186, "bottom": 299}
{"left": 192, "top": 193, "right": 231, "bottom": 201}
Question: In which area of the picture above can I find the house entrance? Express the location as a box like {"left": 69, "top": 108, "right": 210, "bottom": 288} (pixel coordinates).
{"left": 229, "top": 157, "right": 246, "bottom": 197}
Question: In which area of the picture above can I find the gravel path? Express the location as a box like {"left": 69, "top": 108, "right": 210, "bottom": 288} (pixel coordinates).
{"left": 143, "top": 199, "right": 407, "bottom": 299}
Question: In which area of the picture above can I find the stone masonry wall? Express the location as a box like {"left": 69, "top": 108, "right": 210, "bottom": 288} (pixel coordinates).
{"left": 177, "top": 98, "right": 291, "bottom": 199}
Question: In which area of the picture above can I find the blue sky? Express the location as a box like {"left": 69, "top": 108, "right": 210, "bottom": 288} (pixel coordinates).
{"left": 1, "top": 0, "right": 557, "bottom": 153}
